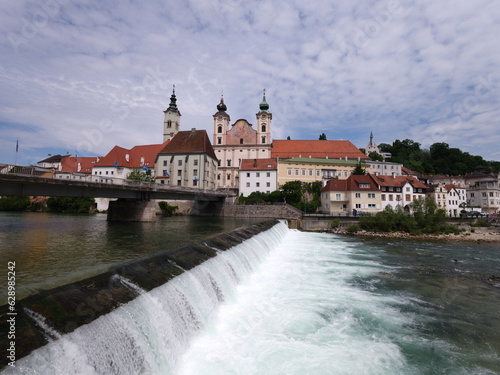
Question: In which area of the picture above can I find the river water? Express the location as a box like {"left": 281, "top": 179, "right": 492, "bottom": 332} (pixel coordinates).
{"left": 1, "top": 215, "right": 500, "bottom": 374}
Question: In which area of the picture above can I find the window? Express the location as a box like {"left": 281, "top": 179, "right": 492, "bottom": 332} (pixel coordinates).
{"left": 261, "top": 136, "right": 266, "bottom": 144}
{"left": 163, "top": 160, "right": 167, "bottom": 166}
{"left": 178, "top": 160, "right": 182, "bottom": 166}
{"left": 316, "top": 170, "right": 320, "bottom": 177}
{"left": 368, "top": 193, "right": 375, "bottom": 199}
{"left": 218, "top": 137, "right": 222, "bottom": 145}
{"left": 406, "top": 194, "right": 411, "bottom": 201}
{"left": 266, "top": 182, "right": 270, "bottom": 187}
{"left": 288, "top": 168, "right": 292, "bottom": 176}
{"left": 193, "top": 169, "right": 198, "bottom": 176}
{"left": 368, "top": 204, "right": 376, "bottom": 208}
{"left": 382, "top": 194, "right": 386, "bottom": 201}
{"left": 227, "top": 160, "right": 231, "bottom": 167}
{"left": 267, "top": 172, "right": 270, "bottom": 177}
{"left": 217, "top": 125, "right": 222, "bottom": 133}
{"left": 344, "top": 171, "right": 348, "bottom": 178}
{"left": 246, "top": 182, "right": 250, "bottom": 187}
{"left": 177, "top": 170, "right": 182, "bottom": 176}
{"left": 256, "top": 182, "right": 260, "bottom": 187}
{"left": 406, "top": 187, "right": 411, "bottom": 192}
{"left": 355, "top": 193, "right": 361, "bottom": 198}
{"left": 262, "top": 124, "right": 266, "bottom": 132}
{"left": 217, "top": 174, "right": 221, "bottom": 180}
{"left": 336, "top": 193, "right": 342, "bottom": 200}
{"left": 309, "top": 169, "right": 313, "bottom": 176}
{"left": 355, "top": 204, "right": 361, "bottom": 209}
{"left": 295, "top": 169, "right": 299, "bottom": 176}
{"left": 246, "top": 173, "right": 250, "bottom": 177}
{"left": 227, "top": 174, "right": 231, "bottom": 180}
{"left": 105, "top": 171, "right": 108, "bottom": 175}
{"left": 194, "top": 160, "right": 198, "bottom": 166}
{"left": 302, "top": 169, "right": 306, "bottom": 176}
{"left": 359, "top": 184, "right": 370, "bottom": 188}
{"left": 240, "top": 138, "right": 244, "bottom": 144}
{"left": 256, "top": 173, "right": 260, "bottom": 177}
{"left": 167, "top": 120, "right": 172, "bottom": 128}
{"left": 177, "top": 180, "right": 181, "bottom": 186}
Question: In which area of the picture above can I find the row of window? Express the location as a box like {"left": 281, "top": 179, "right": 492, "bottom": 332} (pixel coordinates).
{"left": 217, "top": 136, "right": 267, "bottom": 145}
{"left": 246, "top": 182, "right": 271, "bottom": 188}
{"left": 245, "top": 172, "right": 272, "bottom": 178}
{"left": 217, "top": 125, "right": 267, "bottom": 133}
{"left": 163, "top": 159, "right": 199, "bottom": 167}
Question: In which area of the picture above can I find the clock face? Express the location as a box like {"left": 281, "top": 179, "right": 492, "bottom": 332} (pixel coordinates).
{"left": 218, "top": 116, "right": 222, "bottom": 120}
{"left": 261, "top": 114, "right": 266, "bottom": 119}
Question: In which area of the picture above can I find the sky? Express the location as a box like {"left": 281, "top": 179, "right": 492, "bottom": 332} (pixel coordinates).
{"left": 1, "top": 0, "right": 499, "bottom": 166}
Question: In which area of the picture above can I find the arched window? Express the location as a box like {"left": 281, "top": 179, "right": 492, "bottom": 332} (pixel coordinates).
{"left": 218, "top": 137, "right": 222, "bottom": 145}
{"left": 218, "top": 125, "right": 222, "bottom": 133}
{"left": 261, "top": 136, "right": 266, "bottom": 144}
{"left": 262, "top": 124, "right": 266, "bottom": 132}
{"left": 167, "top": 120, "right": 172, "bottom": 128}
{"left": 240, "top": 138, "right": 244, "bottom": 144}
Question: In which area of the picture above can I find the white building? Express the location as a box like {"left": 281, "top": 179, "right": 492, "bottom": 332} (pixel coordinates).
{"left": 371, "top": 175, "right": 428, "bottom": 211}
{"left": 467, "top": 177, "right": 500, "bottom": 214}
{"left": 446, "top": 184, "right": 467, "bottom": 217}
{"left": 239, "top": 158, "right": 277, "bottom": 196}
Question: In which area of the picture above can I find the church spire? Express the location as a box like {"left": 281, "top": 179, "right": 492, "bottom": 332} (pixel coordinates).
{"left": 259, "top": 88, "right": 270, "bottom": 112}
{"left": 168, "top": 85, "right": 178, "bottom": 111}
{"left": 217, "top": 90, "right": 227, "bottom": 112}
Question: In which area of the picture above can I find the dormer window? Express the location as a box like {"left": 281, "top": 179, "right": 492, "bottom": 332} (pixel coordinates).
{"left": 125, "top": 154, "right": 130, "bottom": 162}
{"left": 140, "top": 156, "right": 144, "bottom": 166}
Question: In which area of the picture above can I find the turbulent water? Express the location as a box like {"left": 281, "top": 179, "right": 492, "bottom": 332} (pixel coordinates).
{"left": 4, "top": 221, "right": 500, "bottom": 374}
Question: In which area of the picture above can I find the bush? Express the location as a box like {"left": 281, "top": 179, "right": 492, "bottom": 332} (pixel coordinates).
{"left": 347, "top": 224, "right": 359, "bottom": 233}
{"left": 471, "top": 220, "right": 490, "bottom": 227}
{"left": 46, "top": 197, "right": 96, "bottom": 213}
{"left": 330, "top": 218, "right": 341, "bottom": 229}
{"left": 0, "top": 196, "right": 30, "bottom": 211}
{"left": 158, "top": 201, "right": 178, "bottom": 216}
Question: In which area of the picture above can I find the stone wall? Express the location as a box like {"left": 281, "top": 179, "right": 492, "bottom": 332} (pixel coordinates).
{"left": 222, "top": 203, "right": 302, "bottom": 219}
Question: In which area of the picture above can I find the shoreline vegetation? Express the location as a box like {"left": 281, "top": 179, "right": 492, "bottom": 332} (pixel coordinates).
{"left": 326, "top": 197, "right": 500, "bottom": 243}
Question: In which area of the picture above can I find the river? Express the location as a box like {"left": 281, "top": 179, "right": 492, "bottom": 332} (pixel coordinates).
{"left": 1, "top": 214, "right": 500, "bottom": 374}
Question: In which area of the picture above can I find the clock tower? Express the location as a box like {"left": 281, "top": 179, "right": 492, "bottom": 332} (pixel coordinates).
{"left": 163, "top": 86, "right": 181, "bottom": 142}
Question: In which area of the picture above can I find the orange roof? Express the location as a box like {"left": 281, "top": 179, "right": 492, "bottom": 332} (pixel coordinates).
{"left": 272, "top": 140, "right": 369, "bottom": 160}
{"left": 157, "top": 129, "right": 217, "bottom": 160}
{"left": 445, "top": 184, "right": 465, "bottom": 191}
{"left": 322, "top": 174, "right": 379, "bottom": 192}
{"left": 95, "top": 141, "right": 169, "bottom": 168}
{"left": 60, "top": 156, "right": 99, "bottom": 174}
{"left": 240, "top": 158, "right": 277, "bottom": 171}
{"left": 372, "top": 174, "right": 428, "bottom": 189}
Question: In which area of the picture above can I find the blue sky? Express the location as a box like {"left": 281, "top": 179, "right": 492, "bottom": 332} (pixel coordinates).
{"left": 1, "top": 0, "right": 499, "bottom": 166}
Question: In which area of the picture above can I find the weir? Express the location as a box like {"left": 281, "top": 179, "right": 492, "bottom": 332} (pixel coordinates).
{"left": 0, "top": 220, "right": 287, "bottom": 373}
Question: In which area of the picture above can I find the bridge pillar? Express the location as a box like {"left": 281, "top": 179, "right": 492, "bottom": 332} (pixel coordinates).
{"left": 190, "top": 198, "right": 225, "bottom": 216}
{"left": 107, "top": 199, "right": 158, "bottom": 222}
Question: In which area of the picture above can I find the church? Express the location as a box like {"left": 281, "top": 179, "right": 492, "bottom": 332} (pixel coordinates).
{"left": 212, "top": 90, "right": 272, "bottom": 191}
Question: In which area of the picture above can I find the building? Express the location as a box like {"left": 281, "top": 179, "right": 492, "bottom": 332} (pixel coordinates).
{"left": 371, "top": 174, "right": 428, "bottom": 211}
{"left": 53, "top": 156, "right": 99, "bottom": 181}
{"left": 320, "top": 174, "right": 381, "bottom": 215}
{"left": 37, "top": 153, "right": 73, "bottom": 170}
{"left": 466, "top": 177, "right": 500, "bottom": 214}
{"left": 92, "top": 142, "right": 168, "bottom": 184}
{"left": 445, "top": 184, "right": 466, "bottom": 217}
{"left": 366, "top": 160, "right": 403, "bottom": 177}
{"left": 239, "top": 158, "right": 277, "bottom": 196}
{"left": 272, "top": 139, "right": 369, "bottom": 160}
{"left": 213, "top": 91, "right": 272, "bottom": 192}
{"left": 163, "top": 87, "right": 181, "bottom": 142}
{"left": 365, "top": 132, "right": 391, "bottom": 159}
{"left": 427, "top": 182, "right": 448, "bottom": 212}
{"left": 155, "top": 129, "right": 218, "bottom": 190}
{"left": 277, "top": 157, "right": 367, "bottom": 187}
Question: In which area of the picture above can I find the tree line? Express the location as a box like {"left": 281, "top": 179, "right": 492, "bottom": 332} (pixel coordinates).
{"left": 375, "top": 139, "right": 500, "bottom": 175}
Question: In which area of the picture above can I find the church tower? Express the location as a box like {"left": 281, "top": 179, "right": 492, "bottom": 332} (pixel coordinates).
{"left": 213, "top": 92, "right": 230, "bottom": 146}
{"left": 256, "top": 89, "right": 272, "bottom": 146}
{"left": 163, "top": 86, "right": 181, "bottom": 142}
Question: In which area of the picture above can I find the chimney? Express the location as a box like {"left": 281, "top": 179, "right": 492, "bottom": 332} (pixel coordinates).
{"left": 345, "top": 156, "right": 347, "bottom": 161}
{"left": 48, "top": 154, "right": 51, "bottom": 157}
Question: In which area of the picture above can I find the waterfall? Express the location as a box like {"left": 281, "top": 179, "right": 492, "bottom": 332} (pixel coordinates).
{"left": 6, "top": 221, "right": 288, "bottom": 375}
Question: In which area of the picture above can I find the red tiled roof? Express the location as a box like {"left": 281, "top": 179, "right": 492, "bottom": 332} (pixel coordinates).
{"left": 445, "top": 184, "right": 465, "bottom": 191}
{"left": 95, "top": 141, "right": 169, "bottom": 168}
{"left": 322, "top": 174, "right": 379, "bottom": 192}
{"left": 60, "top": 156, "right": 99, "bottom": 174}
{"left": 240, "top": 158, "right": 277, "bottom": 171}
{"left": 157, "top": 129, "right": 217, "bottom": 160}
{"left": 372, "top": 174, "right": 428, "bottom": 189}
{"left": 272, "top": 140, "right": 369, "bottom": 160}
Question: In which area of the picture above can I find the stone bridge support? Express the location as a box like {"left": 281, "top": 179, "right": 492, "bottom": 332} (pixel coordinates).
{"left": 107, "top": 199, "right": 158, "bottom": 222}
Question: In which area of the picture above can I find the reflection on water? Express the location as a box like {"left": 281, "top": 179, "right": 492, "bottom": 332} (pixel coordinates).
{"left": 0, "top": 212, "right": 265, "bottom": 303}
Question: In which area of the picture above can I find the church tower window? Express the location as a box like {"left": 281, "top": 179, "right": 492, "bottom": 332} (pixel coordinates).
{"left": 240, "top": 138, "right": 244, "bottom": 144}
{"left": 218, "top": 125, "right": 222, "bottom": 133}
{"left": 167, "top": 120, "right": 172, "bottom": 128}
{"left": 262, "top": 124, "right": 266, "bottom": 132}
{"left": 261, "top": 136, "right": 266, "bottom": 144}
{"left": 218, "top": 137, "right": 222, "bottom": 145}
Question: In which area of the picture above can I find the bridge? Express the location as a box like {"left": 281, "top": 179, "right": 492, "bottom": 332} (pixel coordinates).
{"left": 0, "top": 172, "right": 229, "bottom": 221}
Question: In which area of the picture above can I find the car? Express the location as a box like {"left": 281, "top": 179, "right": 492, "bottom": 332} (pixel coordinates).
{"left": 468, "top": 211, "right": 488, "bottom": 218}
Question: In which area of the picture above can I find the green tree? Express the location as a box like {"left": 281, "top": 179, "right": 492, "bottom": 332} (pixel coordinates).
{"left": 368, "top": 151, "right": 384, "bottom": 162}
{"left": 352, "top": 162, "right": 366, "bottom": 175}
{"left": 286, "top": 136, "right": 291, "bottom": 140}
{"left": 0, "top": 196, "right": 30, "bottom": 211}
{"left": 46, "top": 197, "right": 96, "bottom": 213}
{"left": 127, "top": 168, "right": 155, "bottom": 183}
{"left": 319, "top": 133, "right": 327, "bottom": 140}
{"left": 281, "top": 181, "right": 303, "bottom": 207}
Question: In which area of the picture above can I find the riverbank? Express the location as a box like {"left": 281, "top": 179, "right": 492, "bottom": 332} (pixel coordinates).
{"left": 328, "top": 227, "right": 500, "bottom": 243}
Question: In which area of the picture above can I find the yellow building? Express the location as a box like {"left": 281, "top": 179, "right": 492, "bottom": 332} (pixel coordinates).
{"left": 277, "top": 157, "right": 371, "bottom": 187}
